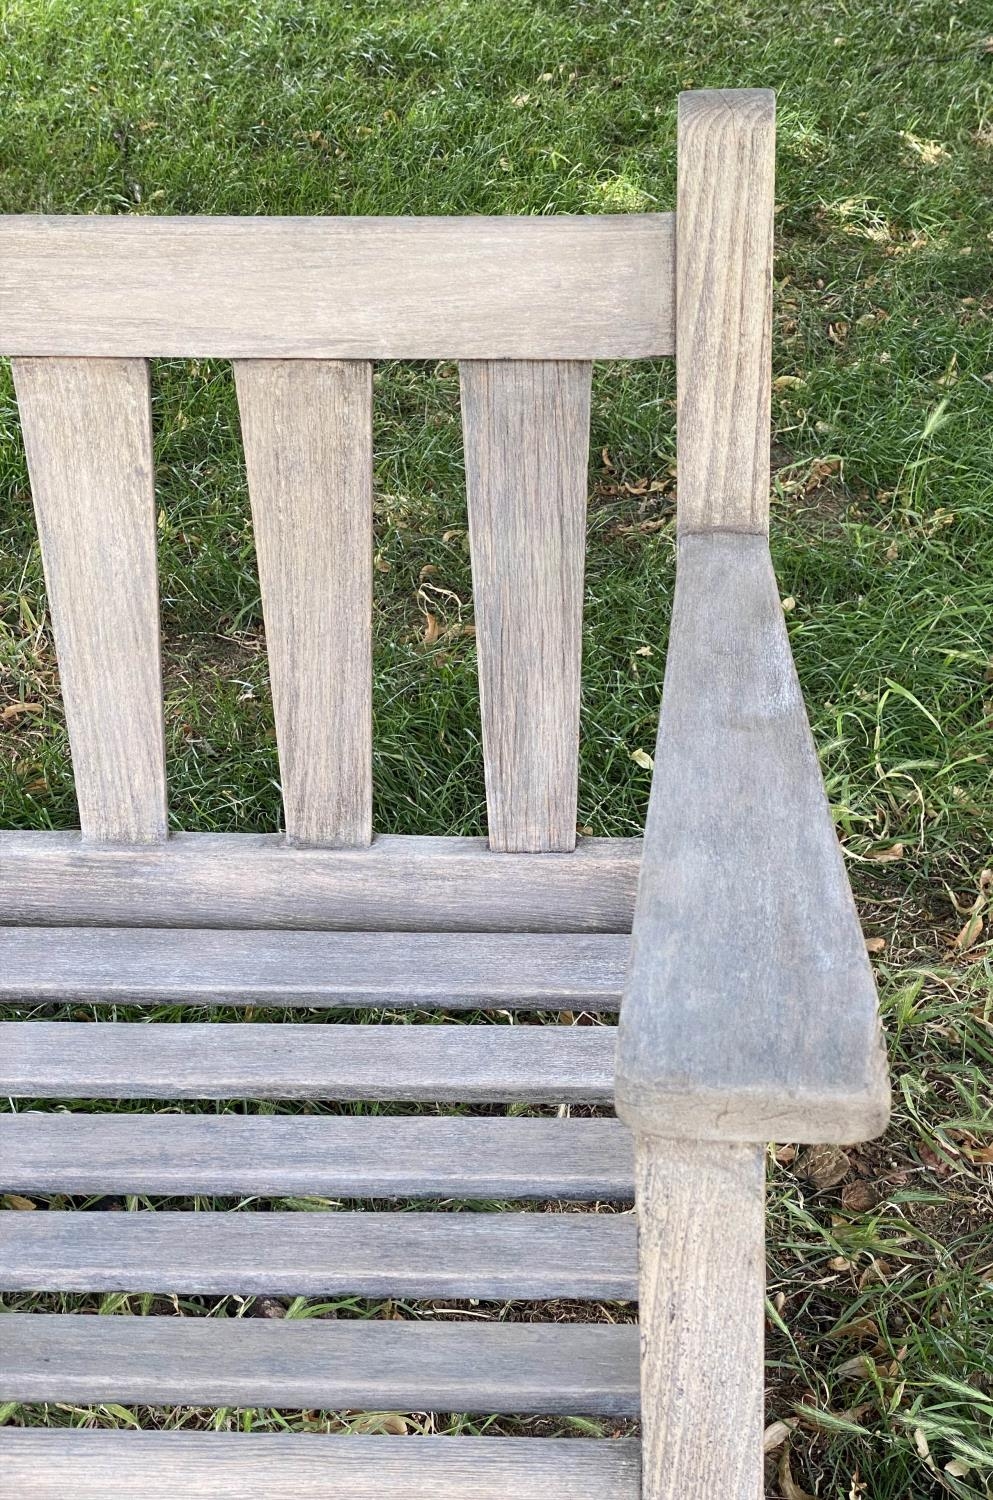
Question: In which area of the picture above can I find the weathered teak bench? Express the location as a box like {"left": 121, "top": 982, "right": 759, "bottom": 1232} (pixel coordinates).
{"left": 0, "top": 89, "right": 889, "bottom": 1498}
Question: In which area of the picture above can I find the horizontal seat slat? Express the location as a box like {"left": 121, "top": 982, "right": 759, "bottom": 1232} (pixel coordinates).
{"left": 0, "top": 832, "right": 640, "bottom": 932}
{"left": 0, "top": 1114, "right": 633, "bottom": 1200}
{"left": 0, "top": 1432, "right": 641, "bottom": 1499}
{"left": 0, "top": 1022, "right": 617, "bottom": 1100}
{"left": 0, "top": 1210, "right": 637, "bottom": 1298}
{"left": 0, "top": 212, "right": 674, "bottom": 360}
{"left": 0, "top": 1313, "right": 640, "bottom": 1413}
{"left": 0, "top": 926, "right": 627, "bottom": 1007}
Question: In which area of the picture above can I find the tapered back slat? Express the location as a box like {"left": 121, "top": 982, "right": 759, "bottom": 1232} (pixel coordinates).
{"left": 461, "top": 361, "right": 592, "bottom": 852}
{"left": 234, "top": 360, "right": 373, "bottom": 846}
{"left": 11, "top": 358, "right": 167, "bottom": 843}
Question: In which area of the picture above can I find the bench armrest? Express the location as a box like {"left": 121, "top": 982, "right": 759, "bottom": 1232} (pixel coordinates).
{"left": 615, "top": 531, "right": 890, "bottom": 1144}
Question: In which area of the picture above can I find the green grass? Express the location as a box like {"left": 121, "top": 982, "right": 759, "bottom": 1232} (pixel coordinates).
{"left": 1, "top": 0, "right": 992, "bottom": 1495}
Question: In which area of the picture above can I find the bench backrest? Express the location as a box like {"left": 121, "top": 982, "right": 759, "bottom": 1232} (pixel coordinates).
{"left": 0, "top": 89, "right": 773, "bottom": 855}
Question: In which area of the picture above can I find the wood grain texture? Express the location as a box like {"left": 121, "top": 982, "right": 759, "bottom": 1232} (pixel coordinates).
{"left": 0, "top": 927, "right": 627, "bottom": 1007}
{"left": 635, "top": 1139, "right": 765, "bottom": 1500}
{"left": 0, "top": 1432, "right": 642, "bottom": 1500}
{"left": 0, "top": 1314, "right": 640, "bottom": 1414}
{"left": 0, "top": 214, "right": 674, "bottom": 359}
{"left": 234, "top": 360, "right": 373, "bottom": 846}
{"left": 0, "top": 832, "right": 640, "bottom": 931}
{"left": 676, "top": 89, "right": 775, "bottom": 534}
{"left": 0, "top": 1210, "right": 638, "bottom": 1298}
{"left": 460, "top": 361, "right": 591, "bottom": 852}
{"left": 615, "top": 534, "right": 890, "bottom": 1142}
{"left": 1, "top": 1114, "right": 634, "bottom": 1199}
{"left": 11, "top": 358, "right": 167, "bottom": 841}
{"left": 0, "top": 1020, "right": 618, "bottom": 1100}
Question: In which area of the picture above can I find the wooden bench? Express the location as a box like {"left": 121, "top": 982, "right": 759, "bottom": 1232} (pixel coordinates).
{"left": 0, "top": 89, "right": 889, "bottom": 1498}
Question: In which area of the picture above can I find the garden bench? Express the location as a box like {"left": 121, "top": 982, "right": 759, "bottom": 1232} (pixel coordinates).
{"left": 0, "top": 89, "right": 889, "bottom": 1498}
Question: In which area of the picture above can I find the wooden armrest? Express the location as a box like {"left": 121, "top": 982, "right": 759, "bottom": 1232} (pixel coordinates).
{"left": 615, "top": 531, "right": 890, "bottom": 1144}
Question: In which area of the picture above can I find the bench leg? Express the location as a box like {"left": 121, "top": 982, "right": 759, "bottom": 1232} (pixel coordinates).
{"left": 635, "top": 1137, "right": 766, "bottom": 1500}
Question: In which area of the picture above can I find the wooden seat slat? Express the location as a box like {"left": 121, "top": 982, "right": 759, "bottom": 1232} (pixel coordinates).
{"left": 0, "top": 832, "right": 641, "bottom": 932}
{"left": 0, "top": 926, "right": 628, "bottom": 1006}
{"left": 0, "top": 1114, "right": 634, "bottom": 1200}
{"left": 0, "top": 1209, "right": 638, "bottom": 1299}
{"left": 0, "top": 1314, "right": 640, "bottom": 1414}
{"left": 0, "top": 1432, "right": 642, "bottom": 1500}
{"left": 0, "top": 1021, "right": 617, "bottom": 1101}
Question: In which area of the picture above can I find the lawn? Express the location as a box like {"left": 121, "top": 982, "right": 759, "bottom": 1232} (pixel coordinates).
{"left": 0, "top": 0, "right": 992, "bottom": 1495}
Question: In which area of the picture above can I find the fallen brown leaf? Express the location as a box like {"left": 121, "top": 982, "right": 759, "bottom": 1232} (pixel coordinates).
{"left": 0, "top": 702, "right": 42, "bottom": 724}
{"left": 866, "top": 843, "right": 904, "bottom": 863}
{"left": 954, "top": 911, "right": 984, "bottom": 952}
{"left": 841, "top": 1180, "right": 879, "bottom": 1212}
{"left": 779, "top": 1447, "right": 818, "bottom": 1500}
{"left": 799, "top": 1145, "right": 850, "bottom": 1191}
{"left": 763, "top": 1418, "right": 796, "bottom": 1453}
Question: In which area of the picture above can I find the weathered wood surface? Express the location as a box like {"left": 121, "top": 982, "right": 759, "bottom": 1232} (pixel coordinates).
{"left": 234, "top": 360, "right": 373, "bottom": 846}
{"left": 0, "top": 1021, "right": 618, "bottom": 1099}
{"left": 0, "top": 1210, "right": 638, "bottom": 1298}
{"left": 676, "top": 89, "right": 775, "bottom": 534}
{"left": 0, "top": 1314, "right": 640, "bottom": 1413}
{"left": 460, "top": 361, "right": 590, "bottom": 852}
{"left": 0, "top": 832, "right": 641, "bottom": 931}
{"left": 0, "top": 927, "right": 628, "bottom": 1006}
{"left": 11, "top": 358, "right": 167, "bottom": 842}
{"left": 0, "top": 1432, "right": 642, "bottom": 1499}
{"left": 636, "top": 1140, "right": 765, "bottom": 1500}
{"left": 1, "top": 1114, "right": 634, "bottom": 1199}
{"left": 0, "top": 214, "right": 674, "bottom": 359}
{"left": 615, "top": 534, "right": 890, "bottom": 1143}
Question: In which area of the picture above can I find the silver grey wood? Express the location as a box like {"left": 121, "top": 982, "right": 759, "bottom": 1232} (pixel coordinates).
{"left": 0, "top": 214, "right": 674, "bottom": 359}
{"left": 0, "top": 1021, "right": 618, "bottom": 1100}
{"left": 1, "top": 1114, "right": 634, "bottom": 1199}
{"left": 461, "top": 361, "right": 590, "bottom": 852}
{"left": 675, "top": 89, "right": 775, "bottom": 535}
{"left": 0, "top": 928, "right": 628, "bottom": 1007}
{"left": 0, "top": 1314, "right": 640, "bottom": 1413}
{"left": 635, "top": 1140, "right": 765, "bottom": 1500}
{"left": 0, "top": 1432, "right": 642, "bottom": 1500}
{"left": 11, "top": 358, "right": 167, "bottom": 842}
{"left": 234, "top": 359, "right": 373, "bottom": 847}
{"left": 0, "top": 1210, "right": 638, "bottom": 1298}
{"left": 0, "top": 832, "right": 640, "bottom": 931}
{"left": 615, "top": 533, "right": 890, "bottom": 1143}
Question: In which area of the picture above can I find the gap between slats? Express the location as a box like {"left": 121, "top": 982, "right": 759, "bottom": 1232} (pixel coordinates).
{"left": 0, "top": 1314, "right": 640, "bottom": 1414}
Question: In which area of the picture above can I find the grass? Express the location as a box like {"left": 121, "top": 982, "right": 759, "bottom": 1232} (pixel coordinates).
{"left": 0, "top": 0, "right": 992, "bottom": 1494}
